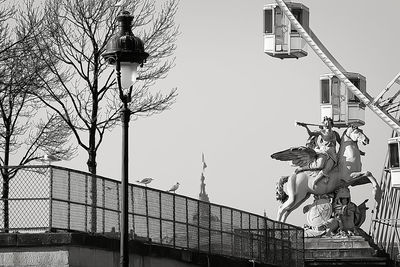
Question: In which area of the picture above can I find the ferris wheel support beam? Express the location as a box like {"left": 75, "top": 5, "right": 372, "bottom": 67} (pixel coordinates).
{"left": 308, "top": 30, "right": 346, "bottom": 74}
{"left": 373, "top": 71, "right": 400, "bottom": 105}
{"left": 275, "top": 0, "right": 400, "bottom": 134}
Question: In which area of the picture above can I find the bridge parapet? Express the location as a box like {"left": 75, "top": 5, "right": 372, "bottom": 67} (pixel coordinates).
{"left": 0, "top": 165, "right": 304, "bottom": 267}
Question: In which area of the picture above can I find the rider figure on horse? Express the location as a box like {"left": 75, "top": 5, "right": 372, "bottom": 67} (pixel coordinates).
{"left": 297, "top": 116, "right": 341, "bottom": 188}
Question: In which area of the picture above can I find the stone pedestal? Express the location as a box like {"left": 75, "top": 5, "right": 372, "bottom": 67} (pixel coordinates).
{"left": 305, "top": 236, "right": 389, "bottom": 266}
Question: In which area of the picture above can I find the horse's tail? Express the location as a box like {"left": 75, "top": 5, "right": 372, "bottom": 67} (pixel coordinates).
{"left": 276, "top": 176, "right": 289, "bottom": 203}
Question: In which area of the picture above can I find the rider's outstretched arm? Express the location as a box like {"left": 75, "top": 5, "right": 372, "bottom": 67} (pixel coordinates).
{"left": 301, "top": 124, "right": 320, "bottom": 137}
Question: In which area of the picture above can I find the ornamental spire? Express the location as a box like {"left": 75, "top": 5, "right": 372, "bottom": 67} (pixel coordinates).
{"left": 199, "top": 153, "right": 209, "bottom": 202}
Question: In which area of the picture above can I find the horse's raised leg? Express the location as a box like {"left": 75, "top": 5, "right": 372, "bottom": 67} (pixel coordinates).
{"left": 277, "top": 173, "right": 310, "bottom": 222}
{"left": 282, "top": 192, "right": 311, "bottom": 222}
{"left": 348, "top": 171, "right": 382, "bottom": 206}
{"left": 277, "top": 174, "right": 296, "bottom": 222}
{"left": 277, "top": 193, "right": 295, "bottom": 222}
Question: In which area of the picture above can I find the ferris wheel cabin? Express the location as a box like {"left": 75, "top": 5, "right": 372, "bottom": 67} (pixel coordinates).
{"left": 320, "top": 72, "right": 366, "bottom": 127}
{"left": 388, "top": 137, "right": 400, "bottom": 188}
{"left": 263, "top": 2, "right": 309, "bottom": 59}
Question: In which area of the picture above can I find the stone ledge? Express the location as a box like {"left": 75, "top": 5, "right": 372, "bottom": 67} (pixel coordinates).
{"left": 0, "top": 233, "right": 272, "bottom": 267}
{"left": 306, "top": 248, "right": 374, "bottom": 258}
{"left": 306, "top": 257, "right": 388, "bottom": 267}
{"left": 304, "top": 236, "right": 390, "bottom": 267}
{"left": 0, "top": 250, "right": 69, "bottom": 267}
{"left": 305, "top": 236, "right": 371, "bottom": 249}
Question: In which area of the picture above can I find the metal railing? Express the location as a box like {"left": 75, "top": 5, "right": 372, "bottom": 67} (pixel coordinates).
{"left": 370, "top": 155, "right": 400, "bottom": 262}
{"left": 0, "top": 165, "right": 304, "bottom": 267}
{"left": 371, "top": 218, "right": 400, "bottom": 260}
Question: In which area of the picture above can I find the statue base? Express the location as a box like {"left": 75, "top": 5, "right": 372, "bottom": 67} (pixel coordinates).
{"left": 305, "top": 235, "right": 389, "bottom": 266}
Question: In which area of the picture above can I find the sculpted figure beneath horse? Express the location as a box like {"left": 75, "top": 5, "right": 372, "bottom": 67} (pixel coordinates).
{"left": 271, "top": 124, "right": 381, "bottom": 223}
{"left": 302, "top": 187, "right": 369, "bottom": 237}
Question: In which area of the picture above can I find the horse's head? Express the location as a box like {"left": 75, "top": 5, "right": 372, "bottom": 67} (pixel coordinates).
{"left": 344, "top": 126, "right": 369, "bottom": 145}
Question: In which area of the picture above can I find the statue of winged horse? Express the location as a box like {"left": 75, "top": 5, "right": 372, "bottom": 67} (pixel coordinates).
{"left": 271, "top": 126, "right": 381, "bottom": 222}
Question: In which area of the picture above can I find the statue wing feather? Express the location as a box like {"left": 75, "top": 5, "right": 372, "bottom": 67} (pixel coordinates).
{"left": 271, "top": 146, "right": 317, "bottom": 168}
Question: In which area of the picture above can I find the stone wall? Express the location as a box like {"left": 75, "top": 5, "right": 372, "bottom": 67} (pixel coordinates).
{"left": 0, "top": 233, "right": 273, "bottom": 267}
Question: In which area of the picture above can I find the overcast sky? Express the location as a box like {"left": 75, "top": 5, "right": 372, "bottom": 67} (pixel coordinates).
{"left": 62, "top": 0, "right": 400, "bottom": 229}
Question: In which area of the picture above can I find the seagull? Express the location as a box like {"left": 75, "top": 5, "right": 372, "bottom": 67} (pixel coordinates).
{"left": 167, "top": 182, "right": 180, "bottom": 193}
{"left": 136, "top": 178, "right": 154, "bottom": 186}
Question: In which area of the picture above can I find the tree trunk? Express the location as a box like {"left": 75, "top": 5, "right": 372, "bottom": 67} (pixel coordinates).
{"left": 88, "top": 56, "right": 99, "bottom": 233}
{"left": 2, "top": 133, "right": 10, "bottom": 232}
{"left": 87, "top": 149, "right": 97, "bottom": 233}
{"left": 2, "top": 172, "right": 9, "bottom": 233}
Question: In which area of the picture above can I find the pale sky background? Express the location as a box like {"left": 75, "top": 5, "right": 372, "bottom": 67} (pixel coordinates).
{"left": 61, "top": 0, "right": 400, "bottom": 229}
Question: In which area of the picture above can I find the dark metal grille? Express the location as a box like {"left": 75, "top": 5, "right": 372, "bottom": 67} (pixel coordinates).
{"left": 0, "top": 165, "right": 304, "bottom": 267}
{"left": 370, "top": 160, "right": 400, "bottom": 262}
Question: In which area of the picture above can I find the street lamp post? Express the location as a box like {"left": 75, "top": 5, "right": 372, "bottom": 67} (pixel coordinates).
{"left": 102, "top": 11, "right": 149, "bottom": 267}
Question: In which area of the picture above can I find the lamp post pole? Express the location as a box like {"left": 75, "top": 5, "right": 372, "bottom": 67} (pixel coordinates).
{"left": 120, "top": 101, "right": 130, "bottom": 266}
{"left": 117, "top": 60, "right": 131, "bottom": 267}
{"left": 103, "top": 11, "right": 149, "bottom": 267}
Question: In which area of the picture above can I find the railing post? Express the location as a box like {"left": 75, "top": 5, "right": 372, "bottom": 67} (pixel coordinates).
{"left": 159, "top": 192, "right": 162, "bottom": 244}
{"left": 186, "top": 198, "right": 189, "bottom": 248}
{"left": 208, "top": 203, "right": 211, "bottom": 254}
{"left": 257, "top": 217, "right": 260, "bottom": 262}
{"left": 230, "top": 209, "right": 233, "bottom": 257}
{"left": 220, "top": 206, "right": 223, "bottom": 253}
{"left": 249, "top": 215, "right": 253, "bottom": 259}
{"left": 281, "top": 227, "right": 284, "bottom": 265}
{"left": 173, "top": 194, "right": 176, "bottom": 248}
{"left": 145, "top": 188, "right": 149, "bottom": 239}
{"left": 117, "top": 182, "right": 120, "bottom": 231}
{"left": 67, "top": 170, "right": 71, "bottom": 231}
{"left": 302, "top": 227, "right": 305, "bottom": 266}
{"left": 131, "top": 185, "right": 135, "bottom": 236}
{"left": 240, "top": 212, "right": 243, "bottom": 258}
{"left": 102, "top": 178, "right": 106, "bottom": 233}
{"left": 273, "top": 221, "right": 277, "bottom": 264}
{"left": 197, "top": 200, "right": 200, "bottom": 252}
{"left": 264, "top": 217, "right": 268, "bottom": 263}
{"left": 48, "top": 166, "right": 53, "bottom": 231}
{"left": 84, "top": 174, "right": 88, "bottom": 232}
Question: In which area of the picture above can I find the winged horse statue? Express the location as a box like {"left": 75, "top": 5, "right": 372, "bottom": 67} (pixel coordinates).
{"left": 271, "top": 126, "right": 381, "bottom": 222}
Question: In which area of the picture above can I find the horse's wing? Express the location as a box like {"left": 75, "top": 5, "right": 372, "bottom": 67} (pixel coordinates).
{"left": 271, "top": 146, "right": 317, "bottom": 168}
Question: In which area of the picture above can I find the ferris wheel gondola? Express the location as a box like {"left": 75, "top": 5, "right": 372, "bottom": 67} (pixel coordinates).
{"left": 263, "top": 2, "right": 309, "bottom": 59}
{"left": 265, "top": 0, "right": 400, "bottom": 133}
{"left": 319, "top": 72, "right": 366, "bottom": 127}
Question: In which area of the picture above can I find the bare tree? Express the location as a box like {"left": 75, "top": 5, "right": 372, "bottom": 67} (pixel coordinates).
{"left": 32, "top": 0, "right": 178, "bottom": 175}
{"left": 29, "top": 0, "right": 179, "bottom": 231}
{"left": 0, "top": 1, "right": 75, "bottom": 231}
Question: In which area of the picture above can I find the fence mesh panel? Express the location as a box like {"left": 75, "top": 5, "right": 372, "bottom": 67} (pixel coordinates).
{"left": 0, "top": 166, "right": 304, "bottom": 266}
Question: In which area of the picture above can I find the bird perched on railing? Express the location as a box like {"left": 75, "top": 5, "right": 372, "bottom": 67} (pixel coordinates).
{"left": 135, "top": 178, "right": 154, "bottom": 186}
{"left": 167, "top": 182, "right": 180, "bottom": 193}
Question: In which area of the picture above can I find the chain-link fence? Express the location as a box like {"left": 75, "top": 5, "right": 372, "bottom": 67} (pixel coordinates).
{"left": 0, "top": 165, "right": 304, "bottom": 267}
